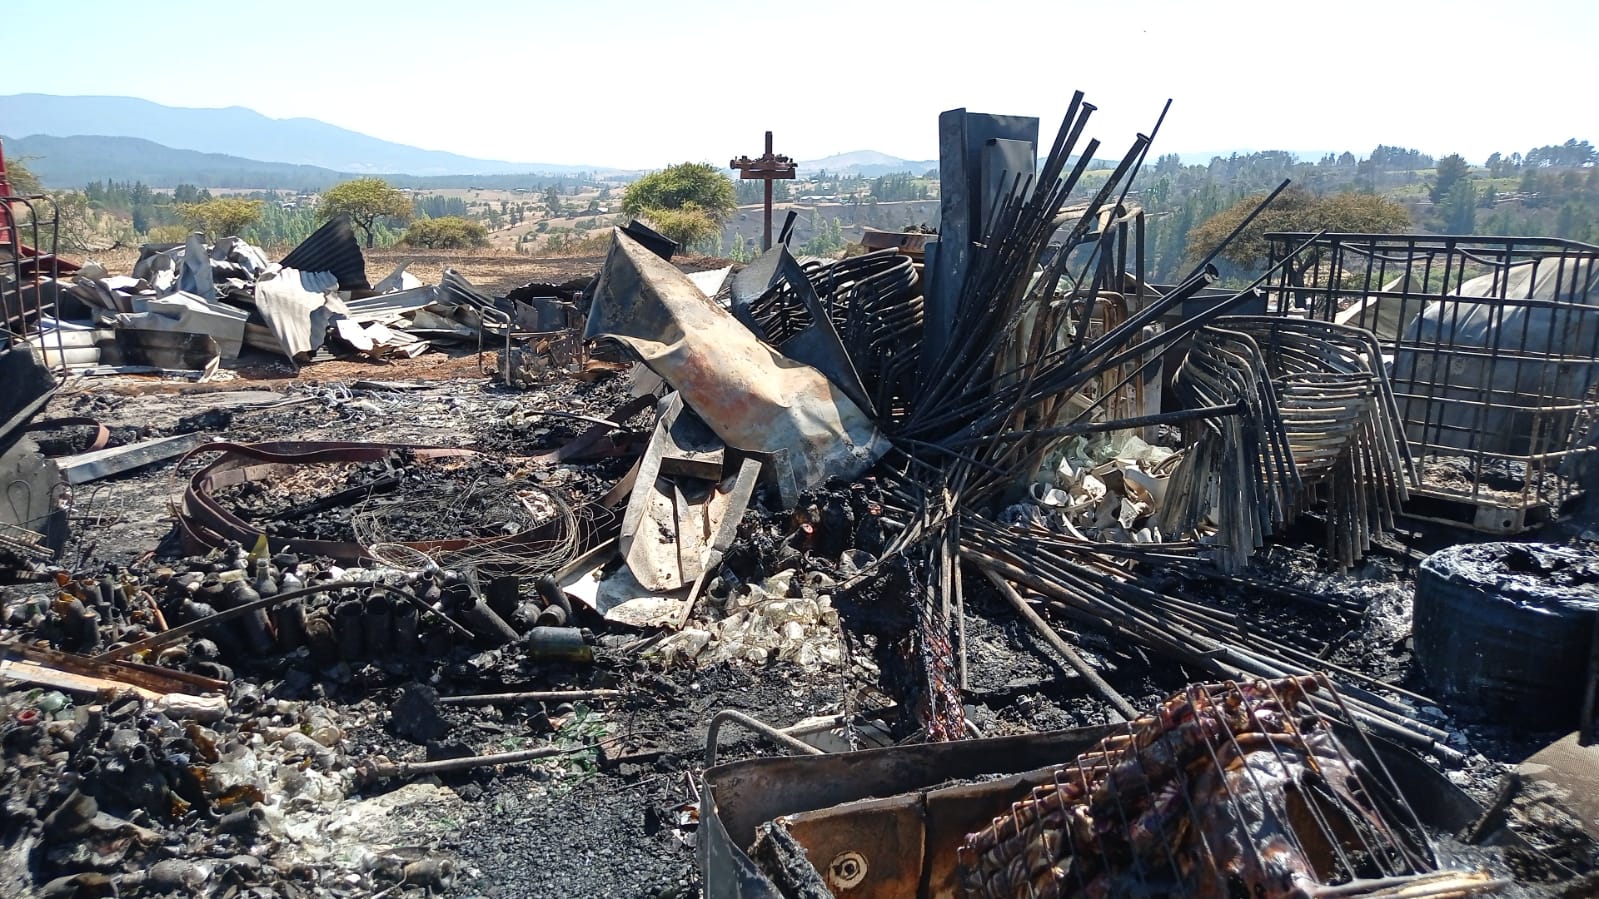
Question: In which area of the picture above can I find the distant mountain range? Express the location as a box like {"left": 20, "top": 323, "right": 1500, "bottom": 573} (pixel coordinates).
{"left": 1, "top": 94, "right": 1140, "bottom": 190}
{"left": 0, "top": 93, "right": 595, "bottom": 177}
{"left": 799, "top": 150, "right": 939, "bottom": 177}
{"left": 1, "top": 134, "right": 591, "bottom": 191}
{"left": 6, "top": 134, "right": 348, "bottom": 190}
{"left": 3, "top": 132, "right": 950, "bottom": 191}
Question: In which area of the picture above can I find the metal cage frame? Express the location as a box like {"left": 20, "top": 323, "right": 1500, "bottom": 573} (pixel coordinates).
{"left": 1264, "top": 232, "right": 1599, "bottom": 533}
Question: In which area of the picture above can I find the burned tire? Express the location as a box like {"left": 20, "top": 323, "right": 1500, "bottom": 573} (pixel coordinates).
{"left": 1413, "top": 542, "right": 1598, "bottom": 731}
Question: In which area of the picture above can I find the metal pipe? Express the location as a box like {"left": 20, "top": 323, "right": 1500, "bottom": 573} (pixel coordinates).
{"left": 437, "top": 689, "right": 624, "bottom": 706}
{"left": 980, "top": 567, "right": 1136, "bottom": 720}
{"left": 948, "top": 403, "right": 1245, "bottom": 447}
{"left": 1582, "top": 615, "right": 1599, "bottom": 747}
{"left": 454, "top": 596, "right": 521, "bottom": 646}
{"left": 705, "top": 709, "right": 826, "bottom": 767}
{"left": 358, "top": 742, "right": 602, "bottom": 784}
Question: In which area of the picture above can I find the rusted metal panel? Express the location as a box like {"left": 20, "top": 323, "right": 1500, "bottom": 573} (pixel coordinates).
{"left": 701, "top": 728, "right": 1114, "bottom": 899}
{"left": 781, "top": 793, "right": 925, "bottom": 898}
{"left": 585, "top": 229, "right": 888, "bottom": 506}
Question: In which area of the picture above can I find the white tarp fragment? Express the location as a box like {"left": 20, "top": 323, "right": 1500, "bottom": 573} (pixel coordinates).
{"left": 1394, "top": 257, "right": 1599, "bottom": 454}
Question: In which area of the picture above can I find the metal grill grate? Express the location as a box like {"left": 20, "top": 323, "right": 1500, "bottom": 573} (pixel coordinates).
{"left": 0, "top": 520, "right": 49, "bottom": 561}
{"left": 958, "top": 675, "right": 1504, "bottom": 898}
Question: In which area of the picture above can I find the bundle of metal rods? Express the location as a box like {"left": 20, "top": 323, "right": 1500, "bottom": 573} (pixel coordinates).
{"left": 726, "top": 90, "right": 1444, "bottom": 753}
{"left": 750, "top": 249, "right": 925, "bottom": 419}
{"left": 802, "top": 95, "right": 1357, "bottom": 743}
{"left": 1162, "top": 317, "right": 1416, "bottom": 569}
{"left": 956, "top": 520, "right": 1460, "bottom": 761}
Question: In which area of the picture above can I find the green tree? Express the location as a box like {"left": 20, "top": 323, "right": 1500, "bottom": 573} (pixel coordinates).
{"left": 402, "top": 216, "right": 490, "bottom": 249}
{"left": 638, "top": 205, "right": 720, "bottom": 250}
{"left": 622, "top": 162, "right": 736, "bottom": 224}
{"left": 1519, "top": 167, "right": 1544, "bottom": 199}
{"left": 735, "top": 177, "right": 793, "bottom": 205}
{"left": 50, "top": 191, "right": 135, "bottom": 252}
{"left": 1186, "top": 187, "right": 1412, "bottom": 271}
{"left": 1430, "top": 154, "right": 1470, "bottom": 203}
{"left": 1436, "top": 179, "right": 1477, "bottom": 234}
{"left": 319, "top": 177, "right": 412, "bottom": 248}
{"left": 179, "top": 197, "right": 263, "bottom": 237}
{"left": 5, "top": 156, "right": 42, "bottom": 196}
{"left": 800, "top": 215, "right": 846, "bottom": 256}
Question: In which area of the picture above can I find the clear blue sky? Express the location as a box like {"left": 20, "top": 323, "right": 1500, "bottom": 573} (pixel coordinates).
{"left": 10, "top": 0, "right": 1595, "bottom": 169}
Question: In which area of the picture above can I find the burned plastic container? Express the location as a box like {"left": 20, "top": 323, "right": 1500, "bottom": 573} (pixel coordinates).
{"left": 364, "top": 591, "right": 393, "bottom": 655}
{"left": 271, "top": 600, "right": 307, "bottom": 651}
{"left": 1414, "top": 542, "right": 1599, "bottom": 731}
{"left": 523, "top": 627, "right": 592, "bottom": 663}
{"left": 391, "top": 601, "right": 420, "bottom": 655}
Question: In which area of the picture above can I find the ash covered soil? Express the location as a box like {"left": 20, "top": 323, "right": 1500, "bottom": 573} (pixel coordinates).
{"left": 5, "top": 359, "right": 1598, "bottom": 898}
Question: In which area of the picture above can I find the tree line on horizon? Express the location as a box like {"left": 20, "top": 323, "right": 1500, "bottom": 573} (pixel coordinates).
{"left": 1122, "top": 139, "right": 1599, "bottom": 283}
{"left": 8, "top": 137, "right": 1596, "bottom": 262}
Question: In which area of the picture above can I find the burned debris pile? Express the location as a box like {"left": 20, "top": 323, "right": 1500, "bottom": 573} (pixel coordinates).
{"left": 0, "top": 687, "right": 386, "bottom": 898}
{"left": 14, "top": 215, "right": 595, "bottom": 380}
{"left": 196, "top": 446, "right": 574, "bottom": 550}
{"left": 3, "top": 90, "right": 1599, "bottom": 899}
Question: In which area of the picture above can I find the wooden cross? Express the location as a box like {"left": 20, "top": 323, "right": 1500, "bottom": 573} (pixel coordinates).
{"left": 730, "top": 131, "right": 797, "bottom": 251}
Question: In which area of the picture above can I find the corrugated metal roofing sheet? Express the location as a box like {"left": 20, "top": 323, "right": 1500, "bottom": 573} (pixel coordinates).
{"left": 279, "top": 215, "right": 370, "bottom": 290}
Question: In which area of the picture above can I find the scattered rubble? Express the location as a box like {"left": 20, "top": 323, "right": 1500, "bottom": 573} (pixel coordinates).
{"left": 2, "top": 93, "right": 1598, "bottom": 899}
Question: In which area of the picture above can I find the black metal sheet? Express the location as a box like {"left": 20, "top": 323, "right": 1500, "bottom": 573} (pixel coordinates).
{"left": 279, "top": 215, "right": 370, "bottom": 291}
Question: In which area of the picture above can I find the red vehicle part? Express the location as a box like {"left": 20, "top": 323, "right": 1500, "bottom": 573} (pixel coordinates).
{"left": 2, "top": 136, "right": 78, "bottom": 345}
{"left": 0, "top": 136, "right": 77, "bottom": 275}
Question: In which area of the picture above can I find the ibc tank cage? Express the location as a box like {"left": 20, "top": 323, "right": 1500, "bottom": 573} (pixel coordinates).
{"left": 1263, "top": 233, "right": 1599, "bottom": 533}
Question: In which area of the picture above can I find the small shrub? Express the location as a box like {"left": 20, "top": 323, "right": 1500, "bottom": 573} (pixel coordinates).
{"left": 402, "top": 216, "right": 490, "bottom": 249}
{"left": 146, "top": 224, "right": 191, "bottom": 244}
